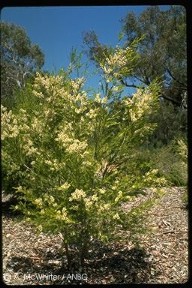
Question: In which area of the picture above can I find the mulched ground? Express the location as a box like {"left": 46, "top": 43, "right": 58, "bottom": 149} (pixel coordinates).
{"left": 2, "top": 187, "right": 188, "bottom": 285}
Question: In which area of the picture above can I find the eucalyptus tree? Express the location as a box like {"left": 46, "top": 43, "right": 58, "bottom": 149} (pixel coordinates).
{"left": 83, "top": 5, "right": 187, "bottom": 145}
{"left": 1, "top": 22, "right": 44, "bottom": 106}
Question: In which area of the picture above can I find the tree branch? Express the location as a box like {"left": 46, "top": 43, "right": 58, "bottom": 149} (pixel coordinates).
{"left": 166, "top": 68, "right": 187, "bottom": 89}
{"left": 119, "top": 78, "right": 140, "bottom": 89}
{"left": 159, "top": 92, "right": 187, "bottom": 109}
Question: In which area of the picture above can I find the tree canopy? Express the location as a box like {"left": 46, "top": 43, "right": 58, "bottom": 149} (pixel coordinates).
{"left": 0, "top": 22, "right": 44, "bottom": 104}
{"left": 84, "top": 5, "right": 187, "bottom": 109}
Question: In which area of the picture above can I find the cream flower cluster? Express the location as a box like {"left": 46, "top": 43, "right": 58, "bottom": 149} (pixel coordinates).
{"left": 34, "top": 198, "right": 43, "bottom": 207}
{"left": 33, "top": 73, "right": 86, "bottom": 105}
{"left": 177, "top": 139, "right": 187, "bottom": 161}
{"left": 69, "top": 189, "right": 86, "bottom": 201}
{"left": 45, "top": 194, "right": 54, "bottom": 202}
{"left": 31, "top": 73, "right": 91, "bottom": 124}
{"left": 1, "top": 106, "right": 19, "bottom": 140}
{"left": 94, "top": 93, "right": 108, "bottom": 104}
{"left": 70, "top": 77, "right": 85, "bottom": 92}
{"left": 55, "top": 207, "right": 68, "bottom": 221}
{"left": 123, "top": 89, "right": 156, "bottom": 122}
{"left": 74, "top": 92, "right": 88, "bottom": 110}
{"left": 100, "top": 47, "right": 133, "bottom": 78}
{"left": 31, "top": 117, "right": 45, "bottom": 135}
{"left": 56, "top": 129, "right": 88, "bottom": 154}
{"left": 66, "top": 139, "right": 88, "bottom": 154}
{"left": 86, "top": 108, "right": 99, "bottom": 119}
{"left": 22, "top": 138, "right": 39, "bottom": 156}
{"left": 55, "top": 130, "right": 74, "bottom": 145}
{"left": 57, "top": 182, "right": 71, "bottom": 191}
{"left": 143, "top": 169, "right": 167, "bottom": 186}
{"left": 58, "top": 190, "right": 99, "bottom": 211}
{"left": 33, "top": 73, "right": 63, "bottom": 92}
{"left": 44, "top": 158, "right": 65, "bottom": 172}
{"left": 36, "top": 197, "right": 70, "bottom": 221}
{"left": 98, "top": 203, "right": 111, "bottom": 212}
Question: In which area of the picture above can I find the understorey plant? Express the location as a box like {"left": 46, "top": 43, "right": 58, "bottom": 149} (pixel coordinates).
{"left": 2, "top": 45, "right": 167, "bottom": 271}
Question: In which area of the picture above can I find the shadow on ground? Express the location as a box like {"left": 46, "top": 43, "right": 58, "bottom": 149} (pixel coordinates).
{"left": 6, "top": 241, "right": 155, "bottom": 284}
{"left": 2, "top": 195, "right": 24, "bottom": 218}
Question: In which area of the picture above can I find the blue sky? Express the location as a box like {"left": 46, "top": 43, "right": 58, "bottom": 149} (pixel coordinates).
{"left": 1, "top": 5, "right": 170, "bottom": 94}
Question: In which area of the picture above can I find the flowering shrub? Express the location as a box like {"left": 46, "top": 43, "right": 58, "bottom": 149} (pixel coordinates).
{"left": 99, "top": 46, "right": 137, "bottom": 81}
{"left": 2, "top": 60, "right": 167, "bottom": 268}
{"left": 97, "top": 38, "right": 141, "bottom": 84}
{"left": 177, "top": 138, "right": 188, "bottom": 162}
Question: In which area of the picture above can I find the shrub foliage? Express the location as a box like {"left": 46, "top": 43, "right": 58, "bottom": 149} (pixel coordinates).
{"left": 1, "top": 68, "right": 169, "bottom": 268}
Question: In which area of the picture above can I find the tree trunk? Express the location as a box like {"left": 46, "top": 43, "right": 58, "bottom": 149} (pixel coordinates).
{"left": 64, "top": 242, "right": 71, "bottom": 270}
